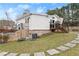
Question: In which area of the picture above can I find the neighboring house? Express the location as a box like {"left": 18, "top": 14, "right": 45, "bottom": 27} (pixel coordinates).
{"left": 0, "top": 20, "right": 16, "bottom": 35}
{"left": 0, "top": 20, "right": 16, "bottom": 30}
{"left": 16, "top": 13, "right": 63, "bottom": 38}
{"left": 0, "top": 20, "right": 17, "bottom": 41}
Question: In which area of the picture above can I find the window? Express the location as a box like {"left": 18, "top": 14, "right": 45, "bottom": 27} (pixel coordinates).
{"left": 52, "top": 20, "right": 54, "bottom": 23}
{"left": 17, "top": 24, "right": 21, "bottom": 30}
{"left": 17, "top": 23, "right": 23, "bottom": 30}
{"left": 52, "top": 17, "right": 55, "bottom": 19}
{"left": 50, "top": 20, "right": 55, "bottom": 23}
{"left": 18, "top": 27, "right": 20, "bottom": 30}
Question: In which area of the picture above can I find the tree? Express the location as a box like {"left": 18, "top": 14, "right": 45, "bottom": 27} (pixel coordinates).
{"left": 47, "top": 9, "right": 56, "bottom": 15}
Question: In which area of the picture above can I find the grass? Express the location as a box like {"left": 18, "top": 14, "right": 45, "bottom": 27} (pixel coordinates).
{"left": 0, "top": 32, "right": 77, "bottom": 55}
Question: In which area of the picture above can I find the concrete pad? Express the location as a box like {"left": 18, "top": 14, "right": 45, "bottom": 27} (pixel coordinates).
{"left": 56, "top": 46, "right": 70, "bottom": 51}
{"left": 19, "top": 53, "right": 30, "bottom": 56}
{"left": 47, "top": 49, "right": 60, "bottom": 55}
{"left": 34, "top": 52, "right": 45, "bottom": 56}
{"left": 6, "top": 53, "right": 18, "bottom": 56}
{"left": 71, "top": 40, "right": 79, "bottom": 44}
{"left": 0, "top": 52, "right": 9, "bottom": 56}
{"left": 64, "top": 43, "right": 76, "bottom": 48}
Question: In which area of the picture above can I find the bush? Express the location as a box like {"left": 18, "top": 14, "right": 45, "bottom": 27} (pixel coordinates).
{"left": 0, "top": 35, "right": 2, "bottom": 44}
{"left": 3, "top": 35, "right": 9, "bottom": 43}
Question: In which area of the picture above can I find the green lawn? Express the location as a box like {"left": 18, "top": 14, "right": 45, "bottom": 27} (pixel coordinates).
{"left": 0, "top": 32, "right": 77, "bottom": 56}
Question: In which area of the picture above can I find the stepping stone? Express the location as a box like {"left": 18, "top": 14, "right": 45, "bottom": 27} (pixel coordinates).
{"left": 76, "top": 35, "right": 79, "bottom": 37}
{"left": 75, "top": 38, "right": 79, "bottom": 40}
{"left": 77, "top": 36, "right": 79, "bottom": 38}
{"left": 56, "top": 46, "right": 70, "bottom": 51}
{"left": 34, "top": 52, "right": 45, "bottom": 56}
{"left": 71, "top": 40, "right": 79, "bottom": 44}
{"left": 77, "top": 34, "right": 79, "bottom": 36}
{"left": 0, "top": 52, "right": 9, "bottom": 56}
{"left": 47, "top": 49, "right": 60, "bottom": 55}
{"left": 6, "top": 53, "right": 18, "bottom": 56}
{"left": 19, "top": 53, "right": 30, "bottom": 56}
{"left": 64, "top": 43, "right": 76, "bottom": 48}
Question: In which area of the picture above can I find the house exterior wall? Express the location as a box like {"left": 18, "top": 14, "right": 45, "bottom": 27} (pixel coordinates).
{"left": 16, "top": 14, "right": 63, "bottom": 31}
{"left": 16, "top": 14, "right": 63, "bottom": 37}
{"left": 29, "top": 15, "right": 50, "bottom": 30}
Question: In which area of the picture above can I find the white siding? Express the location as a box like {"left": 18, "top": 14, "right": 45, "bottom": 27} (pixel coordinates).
{"left": 29, "top": 15, "right": 50, "bottom": 30}
{"left": 16, "top": 14, "right": 63, "bottom": 31}
{"left": 49, "top": 15, "right": 63, "bottom": 24}
{"left": 49, "top": 15, "right": 59, "bottom": 22}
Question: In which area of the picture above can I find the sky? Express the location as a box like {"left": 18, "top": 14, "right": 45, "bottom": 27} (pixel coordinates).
{"left": 0, "top": 3, "right": 67, "bottom": 21}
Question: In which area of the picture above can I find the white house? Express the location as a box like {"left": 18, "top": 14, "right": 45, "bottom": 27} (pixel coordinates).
{"left": 16, "top": 13, "right": 63, "bottom": 37}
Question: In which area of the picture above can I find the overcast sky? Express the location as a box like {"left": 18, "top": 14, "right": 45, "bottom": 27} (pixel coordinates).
{"left": 0, "top": 3, "right": 67, "bottom": 20}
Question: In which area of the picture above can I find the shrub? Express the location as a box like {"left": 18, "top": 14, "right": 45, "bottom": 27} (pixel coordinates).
{"left": 3, "top": 35, "right": 9, "bottom": 43}
{"left": 0, "top": 35, "right": 2, "bottom": 43}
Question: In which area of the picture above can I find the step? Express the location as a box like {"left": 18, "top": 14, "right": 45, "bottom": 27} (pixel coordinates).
{"left": 71, "top": 40, "right": 79, "bottom": 44}
{"left": 0, "top": 52, "right": 9, "bottom": 56}
{"left": 56, "top": 45, "right": 70, "bottom": 51}
{"left": 64, "top": 43, "right": 76, "bottom": 48}
{"left": 34, "top": 52, "right": 45, "bottom": 56}
{"left": 46, "top": 49, "right": 60, "bottom": 55}
{"left": 75, "top": 38, "right": 79, "bottom": 41}
{"left": 6, "top": 53, "right": 18, "bottom": 56}
{"left": 19, "top": 53, "right": 30, "bottom": 56}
